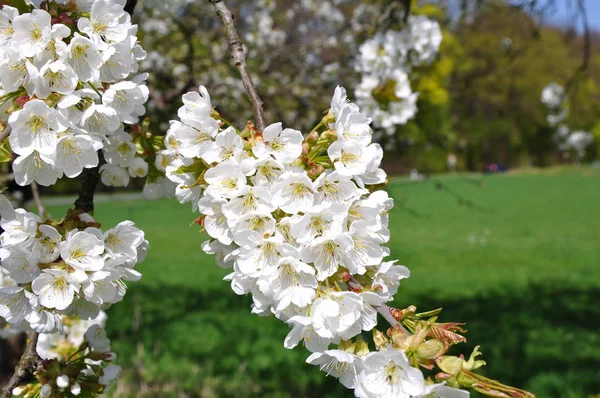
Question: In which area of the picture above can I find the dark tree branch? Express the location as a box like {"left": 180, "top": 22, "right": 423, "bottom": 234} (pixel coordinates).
{"left": 2, "top": 331, "right": 40, "bottom": 398}
{"left": 565, "top": 0, "right": 590, "bottom": 93}
{"left": 209, "top": 0, "right": 267, "bottom": 132}
{"left": 124, "top": 0, "right": 138, "bottom": 15}
{"left": 402, "top": 0, "right": 411, "bottom": 23}
{"left": 73, "top": 164, "right": 101, "bottom": 213}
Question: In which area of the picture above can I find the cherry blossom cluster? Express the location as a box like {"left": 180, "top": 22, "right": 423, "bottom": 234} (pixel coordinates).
{"left": 541, "top": 83, "right": 594, "bottom": 160}
{"left": 541, "top": 82, "right": 567, "bottom": 127}
{"left": 13, "top": 312, "right": 122, "bottom": 398}
{"left": 243, "top": 0, "right": 286, "bottom": 55}
{"left": 355, "top": 15, "right": 442, "bottom": 135}
{"left": 161, "top": 85, "right": 471, "bottom": 397}
{"left": 0, "top": 0, "right": 149, "bottom": 187}
{"left": 0, "top": 195, "right": 146, "bottom": 336}
{"left": 554, "top": 126, "right": 593, "bottom": 160}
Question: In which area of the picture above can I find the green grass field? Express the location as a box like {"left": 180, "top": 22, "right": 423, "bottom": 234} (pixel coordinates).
{"left": 45, "top": 167, "right": 600, "bottom": 397}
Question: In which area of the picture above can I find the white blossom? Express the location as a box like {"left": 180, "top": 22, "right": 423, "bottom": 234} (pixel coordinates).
{"left": 60, "top": 231, "right": 105, "bottom": 271}
{"left": 306, "top": 350, "right": 362, "bottom": 389}
{"left": 355, "top": 348, "right": 425, "bottom": 398}
{"left": 32, "top": 269, "right": 80, "bottom": 310}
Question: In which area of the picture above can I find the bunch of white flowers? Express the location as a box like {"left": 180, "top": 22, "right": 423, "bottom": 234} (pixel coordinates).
{"left": 161, "top": 85, "right": 468, "bottom": 397}
{"left": 36, "top": 310, "right": 108, "bottom": 359}
{"left": 355, "top": 15, "right": 442, "bottom": 135}
{"left": 0, "top": 195, "right": 146, "bottom": 335}
{"left": 0, "top": 0, "right": 149, "bottom": 187}
{"left": 13, "top": 315, "right": 122, "bottom": 398}
{"left": 243, "top": 0, "right": 286, "bottom": 53}
{"left": 541, "top": 82, "right": 564, "bottom": 110}
{"left": 563, "top": 129, "right": 594, "bottom": 159}
{"left": 541, "top": 82, "right": 568, "bottom": 127}
{"left": 541, "top": 83, "right": 594, "bottom": 159}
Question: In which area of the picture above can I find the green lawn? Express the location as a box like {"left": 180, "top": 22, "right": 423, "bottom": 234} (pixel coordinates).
{"left": 45, "top": 167, "right": 600, "bottom": 398}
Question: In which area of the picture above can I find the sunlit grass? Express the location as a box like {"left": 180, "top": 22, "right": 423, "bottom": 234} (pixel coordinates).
{"left": 43, "top": 166, "right": 600, "bottom": 397}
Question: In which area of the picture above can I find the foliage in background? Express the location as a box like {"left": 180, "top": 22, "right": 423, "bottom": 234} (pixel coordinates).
{"left": 136, "top": 0, "right": 599, "bottom": 175}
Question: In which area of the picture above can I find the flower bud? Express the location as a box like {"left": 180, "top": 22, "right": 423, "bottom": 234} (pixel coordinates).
{"left": 307, "top": 165, "right": 324, "bottom": 179}
{"left": 340, "top": 271, "right": 351, "bottom": 282}
{"left": 305, "top": 130, "right": 319, "bottom": 145}
{"left": 435, "top": 355, "right": 463, "bottom": 376}
{"left": 70, "top": 382, "right": 81, "bottom": 396}
{"left": 12, "top": 386, "right": 27, "bottom": 396}
{"left": 40, "top": 384, "right": 52, "bottom": 398}
{"left": 372, "top": 329, "right": 389, "bottom": 350}
{"left": 56, "top": 375, "right": 69, "bottom": 388}
{"left": 302, "top": 142, "right": 310, "bottom": 155}
{"left": 416, "top": 339, "right": 446, "bottom": 362}
{"left": 15, "top": 95, "right": 30, "bottom": 108}
{"left": 354, "top": 336, "right": 370, "bottom": 357}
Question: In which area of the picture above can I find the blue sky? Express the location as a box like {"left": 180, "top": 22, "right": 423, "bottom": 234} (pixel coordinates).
{"left": 546, "top": 0, "right": 600, "bottom": 32}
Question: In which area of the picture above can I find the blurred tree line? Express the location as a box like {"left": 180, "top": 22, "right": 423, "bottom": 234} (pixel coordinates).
{"left": 135, "top": 0, "right": 599, "bottom": 174}
{"left": 25, "top": 0, "right": 598, "bottom": 196}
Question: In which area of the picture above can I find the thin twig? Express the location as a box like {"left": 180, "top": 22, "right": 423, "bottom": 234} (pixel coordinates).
{"left": 564, "top": 0, "right": 590, "bottom": 94}
{"left": 0, "top": 126, "right": 11, "bottom": 142}
{"left": 209, "top": 0, "right": 267, "bottom": 131}
{"left": 432, "top": 180, "right": 491, "bottom": 213}
{"left": 348, "top": 277, "right": 410, "bottom": 333}
{"left": 2, "top": 331, "right": 40, "bottom": 398}
{"left": 30, "top": 182, "right": 46, "bottom": 220}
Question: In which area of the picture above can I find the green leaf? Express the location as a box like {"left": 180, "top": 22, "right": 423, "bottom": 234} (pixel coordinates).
{"left": 0, "top": 146, "right": 11, "bottom": 163}
{"left": 8, "top": 0, "right": 32, "bottom": 14}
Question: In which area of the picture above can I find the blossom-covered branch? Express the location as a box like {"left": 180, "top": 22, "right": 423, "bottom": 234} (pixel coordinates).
{"left": 2, "top": 183, "right": 47, "bottom": 398}
{"left": 0, "top": 1, "right": 150, "bottom": 397}
{"left": 209, "top": 0, "right": 266, "bottom": 131}
{"left": 150, "top": 3, "right": 537, "bottom": 396}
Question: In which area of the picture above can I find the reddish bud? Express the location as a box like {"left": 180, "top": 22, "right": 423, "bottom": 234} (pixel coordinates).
{"left": 302, "top": 142, "right": 310, "bottom": 155}
{"left": 16, "top": 95, "right": 30, "bottom": 107}
{"left": 59, "top": 13, "right": 74, "bottom": 24}
{"left": 435, "top": 372, "right": 453, "bottom": 380}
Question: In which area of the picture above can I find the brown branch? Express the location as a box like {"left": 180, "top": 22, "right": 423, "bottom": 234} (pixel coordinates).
{"left": 348, "top": 277, "right": 410, "bottom": 333}
{"left": 73, "top": 158, "right": 101, "bottom": 213}
{"left": 208, "top": 0, "right": 267, "bottom": 132}
{"left": 124, "top": 0, "right": 138, "bottom": 15}
{"left": 1, "top": 331, "right": 40, "bottom": 398}
{"left": 402, "top": 0, "right": 411, "bottom": 23}
{"left": 564, "top": 0, "right": 590, "bottom": 94}
{"left": 30, "top": 182, "right": 46, "bottom": 220}
{"left": 0, "top": 126, "right": 11, "bottom": 142}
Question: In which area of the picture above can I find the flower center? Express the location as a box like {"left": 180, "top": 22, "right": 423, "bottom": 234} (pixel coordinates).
{"left": 31, "top": 26, "right": 42, "bottom": 41}
{"left": 26, "top": 116, "right": 49, "bottom": 134}
{"left": 340, "top": 151, "right": 359, "bottom": 166}
{"left": 70, "top": 248, "right": 86, "bottom": 260}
